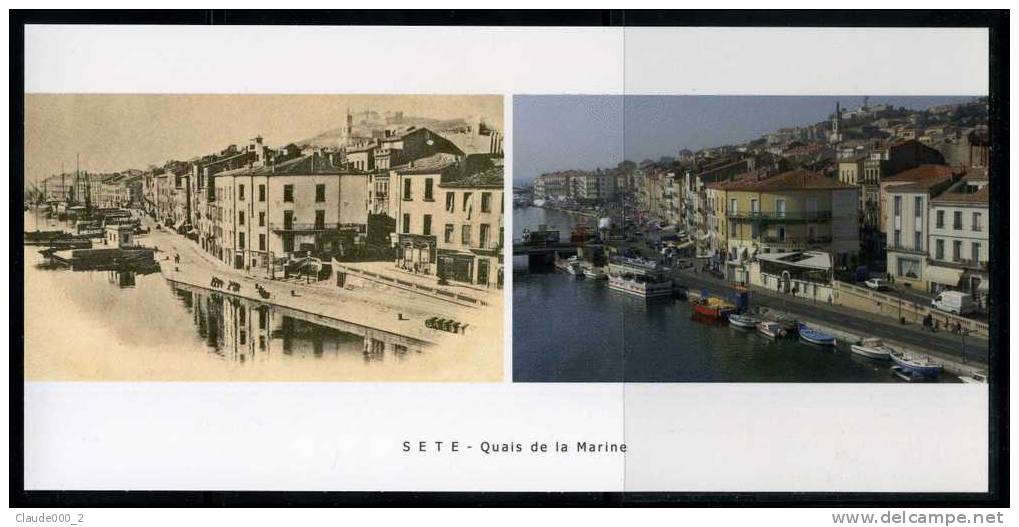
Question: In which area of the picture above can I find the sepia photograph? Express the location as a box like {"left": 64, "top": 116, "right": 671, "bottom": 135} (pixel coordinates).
{"left": 513, "top": 95, "right": 991, "bottom": 383}
{"left": 24, "top": 94, "right": 505, "bottom": 381}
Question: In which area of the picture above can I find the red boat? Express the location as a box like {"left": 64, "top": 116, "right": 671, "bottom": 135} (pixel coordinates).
{"left": 691, "top": 297, "right": 736, "bottom": 320}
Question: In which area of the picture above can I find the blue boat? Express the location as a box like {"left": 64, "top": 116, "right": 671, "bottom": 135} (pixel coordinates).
{"left": 889, "top": 350, "right": 943, "bottom": 380}
{"left": 798, "top": 323, "right": 836, "bottom": 346}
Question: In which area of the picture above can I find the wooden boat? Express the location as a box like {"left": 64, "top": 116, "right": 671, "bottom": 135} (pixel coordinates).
{"left": 692, "top": 296, "right": 736, "bottom": 320}
{"left": 849, "top": 337, "right": 893, "bottom": 360}
{"left": 890, "top": 350, "right": 943, "bottom": 380}
{"left": 757, "top": 321, "right": 787, "bottom": 338}
{"left": 798, "top": 323, "right": 836, "bottom": 346}
{"left": 891, "top": 365, "right": 928, "bottom": 383}
{"left": 727, "top": 312, "right": 759, "bottom": 328}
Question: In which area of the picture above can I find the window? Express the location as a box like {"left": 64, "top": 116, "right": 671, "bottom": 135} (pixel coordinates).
{"left": 935, "top": 239, "right": 944, "bottom": 260}
{"left": 283, "top": 184, "right": 294, "bottom": 203}
{"left": 258, "top": 184, "right": 265, "bottom": 202}
{"left": 424, "top": 179, "right": 434, "bottom": 201}
{"left": 972, "top": 242, "right": 980, "bottom": 263}
{"left": 259, "top": 212, "right": 265, "bottom": 227}
{"left": 751, "top": 199, "right": 759, "bottom": 213}
{"left": 238, "top": 184, "right": 245, "bottom": 201}
{"left": 315, "top": 184, "right": 326, "bottom": 202}
{"left": 444, "top": 224, "right": 454, "bottom": 243}
{"left": 936, "top": 210, "right": 945, "bottom": 228}
{"left": 479, "top": 224, "right": 490, "bottom": 248}
{"left": 283, "top": 210, "right": 293, "bottom": 229}
{"left": 481, "top": 192, "right": 492, "bottom": 213}
{"left": 462, "top": 192, "right": 473, "bottom": 212}
{"left": 913, "top": 231, "right": 922, "bottom": 251}
{"left": 972, "top": 212, "right": 982, "bottom": 232}
{"left": 402, "top": 213, "right": 410, "bottom": 234}
{"left": 953, "top": 211, "right": 962, "bottom": 229}
{"left": 314, "top": 210, "right": 325, "bottom": 230}
{"left": 914, "top": 196, "right": 922, "bottom": 218}
{"left": 953, "top": 240, "right": 961, "bottom": 261}
{"left": 423, "top": 214, "right": 432, "bottom": 236}
{"left": 893, "top": 196, "right": 901, "bottom": 216}
{"left": 461, "top": 225, "right": 471, "bottom": 246}
{"left": 893, "top": 229, "right": 901, "bottom": 247}
{"left": 238, "top": 232, "right": 245, "bottom": 249}
{"left": 238, "top": 211, "right": 244, "bottom": 226}
{"left": 403, "top": 178, "right": 412, "bottom": 200}
{"left": 445, "top": 192, "right": 455, "bottom": 212}
{"left": 259, "top": 234, "right": 266, "bottom": 251}
{"left": 778, "top": 226, "right": 785, "bottom": 242}
{"left": 775, "top": 199, "right": 785, "bottom": 217}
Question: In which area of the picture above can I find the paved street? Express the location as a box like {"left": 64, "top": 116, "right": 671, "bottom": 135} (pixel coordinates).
{"left": 137, "top": 219, "right": 494, "bottom": 346}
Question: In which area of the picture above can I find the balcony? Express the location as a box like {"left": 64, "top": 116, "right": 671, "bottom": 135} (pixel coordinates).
{"left": 928, "top": 258, "right": 989, "bottom": 271}
{"left": 728, "top": 211, "right": 832, "bottom": 223}
{"left": 270, "top": 222, "right": 358, "bottom": 234}
{"left": 760, "top": 235, "right": 834, "bottom": 245}
{"left": 887, "top": 243, "right": 927, "bottom": 256}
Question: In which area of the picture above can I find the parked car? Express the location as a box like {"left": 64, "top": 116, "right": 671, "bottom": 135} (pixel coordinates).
{"left": 864, "top": 278, "right": 891, "bottom": 291}
{"left": 931, "top": 290, "right": 976, "bottom": 315}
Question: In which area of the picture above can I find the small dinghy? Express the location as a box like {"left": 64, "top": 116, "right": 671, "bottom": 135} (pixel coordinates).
{"left": 891, "top": 365, "right": 928, "bottom": 383}
{"left": 890, "top": 350, "right": 943, "bottom": 380}
{"left": 727, "top": 312, "right": 759, "bottom": 328}
{"left": 798, "top": 323, "right": 836, "bottom": 346}
{"left": 757, "top": 320, "right": 787, "bottom": 338}
{"left": 849, "top": 337, "right": 893, "bottom": 360}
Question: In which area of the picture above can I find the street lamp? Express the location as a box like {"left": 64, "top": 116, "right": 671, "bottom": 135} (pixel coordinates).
{"left": 961, "top": 328, "right": 968, "bottom": 364}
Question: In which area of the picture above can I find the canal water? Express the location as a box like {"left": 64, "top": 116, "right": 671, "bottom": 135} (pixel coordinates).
{"left": 22, "top": 211, "right": 446, "bottom": 381}
{"left": 513, "top": 206, "right": 910, "bottom": 383}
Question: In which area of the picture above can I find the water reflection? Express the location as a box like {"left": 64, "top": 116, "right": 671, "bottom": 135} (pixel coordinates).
{"left": 169, "top": 282, "right": 425, "bottom": 365}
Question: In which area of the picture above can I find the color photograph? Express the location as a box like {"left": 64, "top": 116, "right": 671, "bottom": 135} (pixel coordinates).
{"left": 513, "top": 95, "right": 990, "bottom": 382}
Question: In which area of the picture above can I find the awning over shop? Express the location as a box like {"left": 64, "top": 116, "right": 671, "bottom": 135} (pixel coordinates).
{"left": 756, "top": 251, "right": 832, "bottom": 271}
{"left": 925, "top": 264, "right": 964, "bottom": 288}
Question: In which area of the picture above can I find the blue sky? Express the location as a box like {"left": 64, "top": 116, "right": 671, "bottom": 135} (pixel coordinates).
{"left": 512, "top": 95, "right": 978, "bottom": 185}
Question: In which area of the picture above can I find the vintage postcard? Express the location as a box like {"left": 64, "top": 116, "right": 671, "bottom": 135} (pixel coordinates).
{"left": 24, "top": 94, "right": 505, "bottom": 381}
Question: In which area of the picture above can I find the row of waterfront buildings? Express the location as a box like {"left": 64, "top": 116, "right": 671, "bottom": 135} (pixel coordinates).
{"left": 529, "top": 99, "right": 990, "bottom": 304}
{"left": 38, "top": 112, "right": 506, "bottom": 290}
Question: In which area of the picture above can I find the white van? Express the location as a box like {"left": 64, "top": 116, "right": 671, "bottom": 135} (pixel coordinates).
{"left": 931, "top": 290, "right": 976, "bottom": 315}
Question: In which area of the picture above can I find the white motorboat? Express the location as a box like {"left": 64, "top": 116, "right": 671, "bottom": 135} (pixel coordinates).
{"left": 757, "top": 321, "right": 786, "bottom": 339}
{"left": 565, "top": 260, "right": 584, "bottom": 278}
{"left": 849, "top": 337, "right": 893, "bottom": 360}
{"left": 583, "top": 267, "right": 608, "bottom": 280}
{"left": 727, "top": 313, "right": 759, "bottom": 328}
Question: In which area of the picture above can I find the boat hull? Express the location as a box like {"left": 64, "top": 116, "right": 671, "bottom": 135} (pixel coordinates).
{"left": 727, "top": 314, "right": 758, "bottom": 328}
{"left": 608, "top": 276, "right": 673, "bottom": 298}
{"left": 757, "top": 322, "right": 786, "bottom": 338}
{"left": 798, "top": 324, "right": 836, "bottom": 346}
{"left": 849, "top": 345, "right": 891, "bottom": 360}
{"left": 692, "top": 303, "right": 733, "bottom": 320}
{"left": 890, "top": 353, "right": 942, "bottom": 379}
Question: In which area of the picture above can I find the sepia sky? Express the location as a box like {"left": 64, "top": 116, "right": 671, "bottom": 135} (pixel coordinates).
{"left": 24, "top": 94, "right": 503, "bottom": 181}
{"left": 513, "top": 95, "right": 979, "bottom": 185}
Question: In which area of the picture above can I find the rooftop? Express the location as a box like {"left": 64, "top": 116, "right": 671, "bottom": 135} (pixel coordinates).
{"left": 882, "top": 164, "right": 963, "bottom": 193}
{"left": 931, "top": 184, "right": 989, "bottom": 206}
{"left": 217, "top": 154, "right": 362, "bottom": 177}
{"left": 713, "top": 169, "right": 853, "bottom": 192}
{"left": 441, "top": 166, "right": 504, "bottom": 189}
{"left": 392, "top": 152, "right": 462, "bottom": 175}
